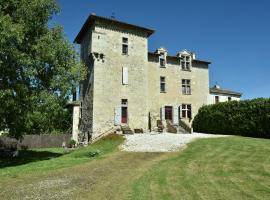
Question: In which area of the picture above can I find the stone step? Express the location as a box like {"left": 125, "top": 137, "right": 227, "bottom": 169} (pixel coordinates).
{"left": 178, "top": 126, "right": 189, "bottom": 134}
{"left": 121, "top": 125, "right": 134, "bottom": 134}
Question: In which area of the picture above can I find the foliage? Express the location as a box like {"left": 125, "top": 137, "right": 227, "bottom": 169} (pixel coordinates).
{"left": 192, "top": 98, "right": 270, "bottom": 138}
{"left": 69, "top": 139, "right": 76, "bottom": 147}
{"left": 89, "top": 150, "right": 101, "bottom": 157}
{"left": 0, "top": 0, "right": 86, "bottom": 138}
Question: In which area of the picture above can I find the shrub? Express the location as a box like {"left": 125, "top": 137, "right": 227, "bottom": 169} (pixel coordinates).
{"left": 89, "top": 150, "right": 101, "bottom": 157}
{"left": 69, "top": 139, "right": 76, "bottom": 148}
{"left": 192, "top": 98, "right": 270, "bottom": 138}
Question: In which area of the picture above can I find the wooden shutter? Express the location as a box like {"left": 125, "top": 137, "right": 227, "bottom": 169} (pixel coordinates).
{"left": 122, "top": 67, "right": 128, "bottom": 85}
{"left": 160, "top": 107, "right": 165, "bottom": 121}
{"left": 179, "top": 105, "right": 182, "bottom": 119}
{"left": 114, "top": 106, "right": 121, "bottom": 125}
{"left": 173, "top": 106, "right": 179, "bottom": 125}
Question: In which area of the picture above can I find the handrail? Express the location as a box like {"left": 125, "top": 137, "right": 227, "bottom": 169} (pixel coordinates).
{"left": 179, "top": 120, "right": 193, "bottom": 133}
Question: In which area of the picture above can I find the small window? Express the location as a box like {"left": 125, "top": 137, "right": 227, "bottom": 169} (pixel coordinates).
{"left": 160, "top": 58, "right": 165, "bottom": 67}
{"left": 228, "top": 97, "right": 231, "bottom": 101}
{"left": 182, "top": 104, "right": 192, "bottom": 119}
{"left": 181, "top": 56, "right": 191, "bottom": 70}
{"left": 122, "top": 37, "right": 128, "bottom": 43}
{"left": 121, "top": 99, "right": 128, "bottom": 105}
{"left": 215, "top": 96, "right": 219, "bottom": 104}
{"left": 160, "top": 76, "right": 166, "bottom": 93}
{"left": 182, "top": 79, "right": 191, "bottom": 95}
{"left": 122, "top": 37, "right": 128, "bottom": 55}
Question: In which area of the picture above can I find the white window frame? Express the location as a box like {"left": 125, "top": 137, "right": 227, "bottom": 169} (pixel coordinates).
{"left": 181, "top": 55, "right": 191, "bottom": 70}
{"left": 160, "top": 76, "right": 166, "bottom": 93}
{"left": 159, "top": 53, "right": 166, "bottom": 68}
{"left": 181, "top": 104, "right": 192, "bottom": 119}
{"left": 182, "top": 79, "right": 191, "bottom": 95}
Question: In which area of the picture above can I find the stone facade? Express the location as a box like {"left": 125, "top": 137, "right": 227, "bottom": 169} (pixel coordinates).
{"left": 74, "top": 15, "right": 213, "bottom": 141}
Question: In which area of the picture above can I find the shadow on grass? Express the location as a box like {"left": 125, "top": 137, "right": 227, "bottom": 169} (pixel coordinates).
{"left": 0, "top": 150, "right": 63, "bottom": 169}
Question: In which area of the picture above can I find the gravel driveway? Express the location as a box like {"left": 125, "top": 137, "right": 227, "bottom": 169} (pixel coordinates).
{"left": 120, "top": 132, "right": 229, "bottom": 152}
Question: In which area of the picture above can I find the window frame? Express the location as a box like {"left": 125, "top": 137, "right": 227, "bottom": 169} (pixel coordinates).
{"left": 181, "top": 55, "right": 191, "bottom": 71}
{"left": 160, "top": 58, "right": 165, "bottom": 67}
{"left": 122, "top": 37, "right": 128, "bottom": 55}
{"left": 182, "top": 79, "right": 191, "bottom": 95}
{"left": 181, "top": 104, "right": 192, "bottom": 119}
{"left": 160, "top": 76, "right": 166, "bottom": 93}
{"left": 215, "top": 96, "right": 219, "bottom": 104}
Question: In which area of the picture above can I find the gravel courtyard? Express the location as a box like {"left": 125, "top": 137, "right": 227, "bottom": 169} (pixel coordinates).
{"left": 121, "top": 132, "right": 229, "bottom": 152}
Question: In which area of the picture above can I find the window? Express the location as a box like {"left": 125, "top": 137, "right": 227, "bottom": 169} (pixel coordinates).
{"left": 121, "top": 99, "right": 128, "bottom": 105}
{"left": 160, "top": 58, "right": 165, "bottom": 67}
{"left": 160, "top": 76, "right": 166, "bottom": 92}
{"left": 215, "top": 96, "right": 219, "bottom": 104}
{"left": 228, "top": 97, "right": 232, "bottom": 101}
{"left": 182, "top": 104, "right": 192, "bottom": 119}
{"left": 159, "top": 53, "right": 166, "bottom": 67}
{"left": 182, "top": 79, "right": 191, "bottom": 95}
{"left": 181, "top": 56, "right": 191, "bottom": 70}
{"left": 122, "top": 37, "right": 128, "bottom": 55}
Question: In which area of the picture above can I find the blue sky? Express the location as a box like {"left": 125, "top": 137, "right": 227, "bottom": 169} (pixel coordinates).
{"left": 53, "top": 0, "right": 270, "bottom": 99}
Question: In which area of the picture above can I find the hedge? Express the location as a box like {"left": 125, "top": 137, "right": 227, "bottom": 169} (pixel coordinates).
{"left": 192, "top": 98, "right": 270, "bottom": 138}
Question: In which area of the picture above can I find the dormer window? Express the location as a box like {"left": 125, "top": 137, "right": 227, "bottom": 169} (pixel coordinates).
{"left": 160, "top": 58, "right": 165, "bottom": 67}
{"left": 159, "top": 53, "right": 166, "bottom": 68}
{"left": 181, "top": 55, "right": 191, "bottom": 70}
{"left": 122, "top": 37, "right": 128, "bottom": 55}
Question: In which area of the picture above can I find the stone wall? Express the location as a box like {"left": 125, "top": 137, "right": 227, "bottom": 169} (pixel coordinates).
{"left": 78, "top": 17, "right": 211, "bottom": 141}
{"left": 0, "top": 134, "right": 71, "bottom": 149}
{"left": 148, "top": 55, "right": 209, "bottom": 127}
{"left": 90, "top": 21, "right": 150, "bottom": 139}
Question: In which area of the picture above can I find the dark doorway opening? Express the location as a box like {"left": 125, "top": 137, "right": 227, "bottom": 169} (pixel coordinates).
{"left": 165, "top": 106, "right": 173, "bottom": 121}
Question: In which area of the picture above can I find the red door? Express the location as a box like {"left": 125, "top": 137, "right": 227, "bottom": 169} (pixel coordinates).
{"left": 121, "top": 107, "right": 128, "bottom": 123}
{"left": 165, "top": 106, "right": 173, "bottom": 121}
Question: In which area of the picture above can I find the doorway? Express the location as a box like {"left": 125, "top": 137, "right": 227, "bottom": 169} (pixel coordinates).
{"left": 165, "top": 106, "right": 173, "bottom": 121}
{"left": 121, "top": 99, "right": 128, "bottom": 123}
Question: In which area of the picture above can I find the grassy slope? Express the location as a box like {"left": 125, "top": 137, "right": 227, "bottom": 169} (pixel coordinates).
{"left": 1, "top": 136, "right": 269, "bottom": 200}
{"left": 131, "top": 136, "right": 270, "bottom": 200}
{"left": 0, "top": 134, "right": 124, "bottom": 178}
{"left": 0, "top": 134, "right": 171, "bottom": 200}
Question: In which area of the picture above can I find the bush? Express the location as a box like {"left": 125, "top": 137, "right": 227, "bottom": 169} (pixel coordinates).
{"left": 192, "top": 98, "right": 270, "bottom": 138}
{"left": 69, "top": 139, "right": 76, "bottom": 148}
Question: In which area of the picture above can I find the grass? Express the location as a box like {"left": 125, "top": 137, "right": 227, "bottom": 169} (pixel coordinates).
{"left": 0, "top": 133, "right": 124, "bottom": 177}
{"left": 0, "top": 135, "right": 269, "bottom": 200}
{"left": 131, "top": 136, "right": 270, "bottom": 200}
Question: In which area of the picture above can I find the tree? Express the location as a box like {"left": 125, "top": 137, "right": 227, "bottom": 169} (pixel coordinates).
{"left": 0, "top": 0, "right": 86, "bottom": 138}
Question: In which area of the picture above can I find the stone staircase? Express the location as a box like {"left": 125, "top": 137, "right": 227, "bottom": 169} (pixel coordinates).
{"left": 166, "top": 120, "right": 177, "bottom": 133}
{"left": 177, "top": 125, "right": 189, "bottom": 134}
{"left": 121, "top": 125, "right": 133, "bottom": 134}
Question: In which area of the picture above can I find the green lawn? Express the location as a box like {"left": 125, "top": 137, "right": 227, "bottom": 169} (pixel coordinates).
{"left": 0, "top": 135, "right": 269, "bottom": 200}
{"left": 131, "top": 137, "right": 270, "bottom": 200}
{"left": 0, "top": 133, "right": 124, "bottom": 178}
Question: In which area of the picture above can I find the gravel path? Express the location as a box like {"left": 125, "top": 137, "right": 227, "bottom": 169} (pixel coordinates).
{"left": 120, "top": 132, "right": 229, "bottom": 152}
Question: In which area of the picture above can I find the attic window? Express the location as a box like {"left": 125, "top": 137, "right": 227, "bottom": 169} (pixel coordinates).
{"left": 160, "top": 58, "right": 165, "bottom": 67}
{"left": 159, "top": 53, "right": 166, "bottom": 67}
{"left": 181, "top": 55, "right": 191, "bottom": 70}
